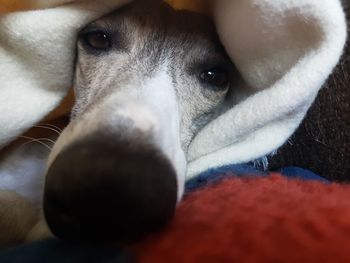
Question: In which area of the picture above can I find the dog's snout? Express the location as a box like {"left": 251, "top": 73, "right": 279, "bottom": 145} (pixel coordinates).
{"left": 43, "top": 135, "right": 178, "bottom": 243}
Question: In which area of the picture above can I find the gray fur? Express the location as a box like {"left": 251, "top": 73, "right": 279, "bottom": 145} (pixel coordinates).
{"left": 73, "top": 1, "right": 236, "bottom": 152}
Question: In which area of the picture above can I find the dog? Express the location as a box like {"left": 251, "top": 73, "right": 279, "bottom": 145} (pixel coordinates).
{"left": 0, "top": 0, "right": 239, "bottom": 246}
{"left": 1, "top": 0, "right": 348, "bottom": 248}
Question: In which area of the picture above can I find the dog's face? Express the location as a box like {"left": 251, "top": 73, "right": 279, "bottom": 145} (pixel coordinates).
{"left": 44, "top": 1, "right": 237, "bottom": 242}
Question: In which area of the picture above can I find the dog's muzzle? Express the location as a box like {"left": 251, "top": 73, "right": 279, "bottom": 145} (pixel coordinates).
{"left": 43, "top": 90, "right": 186, "bottom": 242}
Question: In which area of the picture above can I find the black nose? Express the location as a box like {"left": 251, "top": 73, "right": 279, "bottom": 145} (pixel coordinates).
{"left": 43, "top": 135, "right": 178, "bottom": 243}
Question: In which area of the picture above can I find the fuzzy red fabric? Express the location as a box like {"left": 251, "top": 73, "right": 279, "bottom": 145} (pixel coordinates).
{"left": 136, "top": 175, "right": 350, "bottom": 263}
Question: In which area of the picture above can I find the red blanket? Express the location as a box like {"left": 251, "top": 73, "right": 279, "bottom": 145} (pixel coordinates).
{"left": 137, "top": 174, "right": 350, "bottom": 263}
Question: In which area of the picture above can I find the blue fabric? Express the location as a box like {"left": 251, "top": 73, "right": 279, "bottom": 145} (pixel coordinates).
{"left": 185, "top": 164, "right": 267, "bottom": 193}
{"left": 278, "top": 166, "right": 329, "bottom": 183}
{"left": 186, "top": 165, "right": 328, "bottom": 193}
{"left": 0, "top": 239, "right": 134, "bottom": 263}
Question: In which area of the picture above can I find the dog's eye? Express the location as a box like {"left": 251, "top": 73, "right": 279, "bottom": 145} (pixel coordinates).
{"left": 81, "top": 31, "right": 111, "bottom": 51}
{"left": 200, "top": 68, "right": 229, "bottom": 88}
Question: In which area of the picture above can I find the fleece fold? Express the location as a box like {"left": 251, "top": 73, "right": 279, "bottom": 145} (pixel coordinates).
{"left": 0, "top": 0, "right": 347, "bottom": 178}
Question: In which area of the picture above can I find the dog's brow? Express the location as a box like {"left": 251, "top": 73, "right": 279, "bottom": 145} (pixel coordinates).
{"left": 83, "top": 20, "right": 115, "bottom": 32}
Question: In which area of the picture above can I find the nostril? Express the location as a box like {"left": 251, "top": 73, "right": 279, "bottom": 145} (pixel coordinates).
{"left": 44, "top": 135, "right": 178, "bottom": 243}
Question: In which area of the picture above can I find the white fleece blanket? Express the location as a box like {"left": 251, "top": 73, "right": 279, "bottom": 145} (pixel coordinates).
{"left": 0, "top": 0, "right": 347, "bottom": 179}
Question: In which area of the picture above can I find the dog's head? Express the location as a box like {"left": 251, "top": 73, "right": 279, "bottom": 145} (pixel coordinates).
{"left": 44, "top": 0, "right": 238, "bottom": 242}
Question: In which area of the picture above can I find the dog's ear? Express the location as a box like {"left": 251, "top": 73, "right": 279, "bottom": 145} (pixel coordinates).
{"left": 186, "top": 0, "right": 347, "bottom": 178}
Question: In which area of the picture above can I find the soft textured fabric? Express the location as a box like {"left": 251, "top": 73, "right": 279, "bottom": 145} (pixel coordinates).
{"left": 137, "top": 174, "right": 350, "bottom": 263}
{"left": 0, "top": 0, "right": 347, "bottom": 179}
{"left": 0, "top": 0, "right": 131, "bottom": 148}
{"left": 185, "top": 164, "right": 329, "bottom": 192}
{"left": 187, "top": 0, "right": 347, "bottom": 177}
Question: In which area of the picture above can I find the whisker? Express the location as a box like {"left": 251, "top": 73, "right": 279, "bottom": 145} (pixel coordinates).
{"left": 40, "top": 123, "right": 63, "bottom": 133}
{"left": 19, "top": 136, "right": 53, "bottom": 151}
{"left": 21, "top": 140, "right": 52, "bottom": 151}
{"left": 34, "top": 125, "right": 62, "bottom": 136}
{"left": 20, "top": 136, "right": 56, "bottom": 145}
{"left": 39, "top": 138, "right": 56, "bottom": 145}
